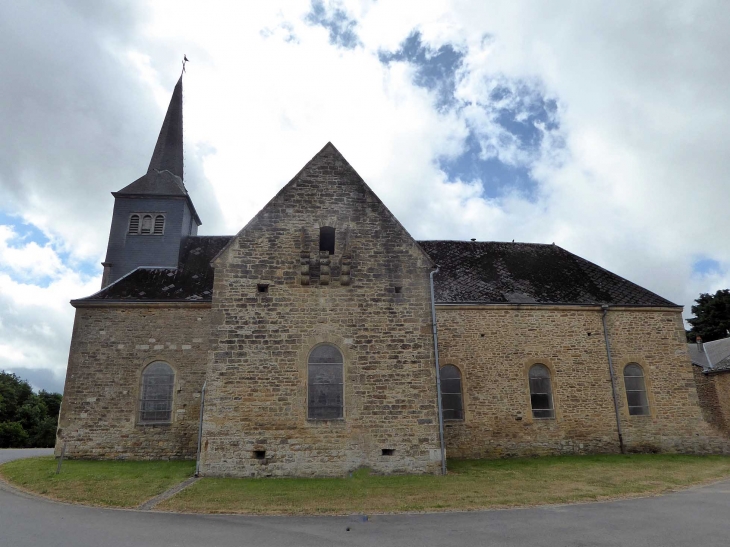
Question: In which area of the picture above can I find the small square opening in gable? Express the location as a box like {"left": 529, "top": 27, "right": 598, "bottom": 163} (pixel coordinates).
{"left": 257, "top": 284, "right": 269, "bottom": 294}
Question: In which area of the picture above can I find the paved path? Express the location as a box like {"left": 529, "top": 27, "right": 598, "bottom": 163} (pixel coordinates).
{"left": 2, "top": 449, "right": 730, "bottom": 546}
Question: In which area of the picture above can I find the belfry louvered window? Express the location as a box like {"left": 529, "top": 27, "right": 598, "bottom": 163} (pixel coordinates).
{"left": 308, "top": 344, "right": 344, "bottom": 420}
{"left": 138, "top": 361, "right": 175, "bottom": 424}
{"left": 128, "top": 214, "right": 140, "bottom": 234}
{"left": 140, "top": 215, "right": 153, "bottom": 234}
{"left": 153, "top": 215, "right": 165, "bottom": 235}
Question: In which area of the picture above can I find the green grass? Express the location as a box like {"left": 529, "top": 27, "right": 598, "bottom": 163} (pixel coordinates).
{"left": 3, "top": 454, "right": 730, "bottom": 514}
{"left": 0, "top": 457, "right": 195, "bottom": 507}
{"left": 159, "top": 454, "right": 730, "bottom": 515}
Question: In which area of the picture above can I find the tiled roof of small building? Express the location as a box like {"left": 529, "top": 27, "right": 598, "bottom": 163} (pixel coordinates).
{"left": 688, "top": 337, "right": 730, "bottom": 374}
{"left": 419, "top": 241, "right": 678, "bottom": 307}
{"left": 76, "top": 239, "right": 678, "bottom": 307}
{"left": 75, "top": 236, "right": 232, "bottom": 303}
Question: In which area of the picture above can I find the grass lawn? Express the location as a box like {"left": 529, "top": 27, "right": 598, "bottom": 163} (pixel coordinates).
{"left": 0, "top": 457, "right": 195, "bottom": 508}
{"left": 159, "top": 454, "right": 730, "bottom": 515}
{"left": 3, "top": 454, "right": 730, "bottom": 514}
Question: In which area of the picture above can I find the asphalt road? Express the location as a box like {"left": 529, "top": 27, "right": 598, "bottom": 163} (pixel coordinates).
{"left": 2, "top": 449, "right": 730, "bottom": 547}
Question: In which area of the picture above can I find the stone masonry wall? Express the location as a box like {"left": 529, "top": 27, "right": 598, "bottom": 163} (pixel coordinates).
{"left": 199, "top": 146, "right": 442, "bottom": 477}
{"left": 437, "top": 305, "right": 730, "bottom": 459}
{"left": 694, "top": 368, "right": 730, "bottom": 434}
{"left": 56, "top": 305, "right": 209, "bottom": 460}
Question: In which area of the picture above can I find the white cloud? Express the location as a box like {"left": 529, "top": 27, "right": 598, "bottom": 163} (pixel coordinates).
{"left": 1, "top": 0, "right": 730, "bottom": 390}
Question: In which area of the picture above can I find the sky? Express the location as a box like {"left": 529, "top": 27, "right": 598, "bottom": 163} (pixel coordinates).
{"left": 1, "top": 0, "right": 729, "bottom": 393}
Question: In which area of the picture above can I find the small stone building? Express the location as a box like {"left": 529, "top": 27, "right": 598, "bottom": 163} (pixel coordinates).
{"left": 56, "top": 76, "right": 730, "bottom": 477}
{"left": 690, "top": 337, "right": 730, "bottom": 434}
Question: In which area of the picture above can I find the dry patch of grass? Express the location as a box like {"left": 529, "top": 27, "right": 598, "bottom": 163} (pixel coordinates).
{"left": 0, "top": 457, "right": 194, "bottom": 508}
{"left": 159, "top": 454, "right": 730, "bottom": 515}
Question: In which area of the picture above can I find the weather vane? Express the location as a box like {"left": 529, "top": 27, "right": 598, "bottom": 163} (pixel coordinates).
{"left": 182, "top": 54, "right": 190, "bottom": 74}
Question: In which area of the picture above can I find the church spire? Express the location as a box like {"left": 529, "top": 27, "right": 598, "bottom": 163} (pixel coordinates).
{"left": 147, "top": 75, "right": 184, "bottom": 180}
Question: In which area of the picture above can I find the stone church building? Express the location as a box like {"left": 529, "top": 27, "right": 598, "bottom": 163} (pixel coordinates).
{"left": 56, "top": 76, "right": 730, "bottom": 477}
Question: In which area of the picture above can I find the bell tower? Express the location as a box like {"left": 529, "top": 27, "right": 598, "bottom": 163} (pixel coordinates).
{"left": 101, "top": 74, "right": 201, "bottom": 287}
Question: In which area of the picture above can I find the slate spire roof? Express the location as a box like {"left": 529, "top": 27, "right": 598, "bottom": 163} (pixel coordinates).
{"left": 115, "top": 75, "right": 187, "bottom": 198}
{"left": 112, "top": 74, "right": 200, "bottom": 224}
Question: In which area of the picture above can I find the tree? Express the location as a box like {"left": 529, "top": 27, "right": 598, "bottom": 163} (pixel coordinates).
{"left": 0, "top": 371, "right": 62, "bottom": 448}
{"left": 687, "top": 289, "right": 730, "bottom": 343}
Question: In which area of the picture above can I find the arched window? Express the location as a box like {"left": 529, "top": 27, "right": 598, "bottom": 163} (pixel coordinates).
{"left": 319, "top": 226, "right": 335, "bottom": 255}
{"left": 308, "top": 344, "right": 343, "bottom": 419}
{"left": 529, "top": 364, "right": 554, "bottom": 419}
{"left": 138, "top": 361, "right": 175, "bottom": 424}
{"left": 623, "top": 363, "right": 650, "bottom": 416}
{"left": 153, "top": 215, "right": 165, "bottom": 235}
{"left": 128, "top": 214, "right": 140, "bottom": 234}
{"left": 440, "top": 365, "right": 464, "bottom": 420}
{"left": 140, "top": 214, "right": 153, "bottom": 234}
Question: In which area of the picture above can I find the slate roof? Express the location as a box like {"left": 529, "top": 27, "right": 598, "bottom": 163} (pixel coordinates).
{"left": 74, "top": 236, "right": 232, "bottom": 303}
{"left": 76, "top": 239, "right": 678, "bottom": 308}
{"left": 689, "top": 337, "right": 730, "bottom": 374}
{"left": 112, "top": 75, "right": 201, "bottom": 225}
{"left": 419, "top": 241, "right": 678, "bottom": 307}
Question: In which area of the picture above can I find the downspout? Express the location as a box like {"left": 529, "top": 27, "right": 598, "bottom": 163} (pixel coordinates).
{"left": 194, "top": 381, "right": 207, "bottom": 477}
{"left": 601, "top": 305, "right": 625, "bottom": 454}
{"left": 430, "top": 267, "right": 447, "bottom": 475}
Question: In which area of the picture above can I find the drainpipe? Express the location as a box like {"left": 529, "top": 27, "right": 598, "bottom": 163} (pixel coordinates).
{"left": 194, "top": 381, "right": 207, "bottom": 477}
{"left": 601, "top": 305, "right": 625, "bottom": 454}
{"left": 430, "top": 266, "right": 447, "bottom": 475}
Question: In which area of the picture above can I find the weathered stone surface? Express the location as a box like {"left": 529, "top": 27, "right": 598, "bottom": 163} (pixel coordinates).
{"left": 694, "top": 368, "right": 730, "bottom": 434}
{"left": 198, "top": 144, "right": 441, "bottom": 477}
{"left": 438, "top": 305, "right": 730, "bottom": 458}
{"left": 55, "top": 305, "right": 209, "bottom": 460}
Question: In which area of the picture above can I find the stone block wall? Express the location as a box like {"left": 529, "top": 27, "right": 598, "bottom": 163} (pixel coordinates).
{"left": 437, "top": 305, "right": 730, "bottom": 459}
{"left": 694, "top": 368, "right": 730, "bottom": 434}
{"left": 199, "top": 146, "right": 442, "bottom": 477}
{"left": 55, "top": 304, "right": 209, "bottom": 460}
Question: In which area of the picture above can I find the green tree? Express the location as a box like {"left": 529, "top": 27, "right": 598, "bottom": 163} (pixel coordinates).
{"left": 688, "top": 289, "right": 730, "bottom": 342}
{"left": 0, "top": 372, "right": 33, "bottom": 423}
{"left": 0, "top": 422, "right": 29, "bottom": 448}
{"left": 0, "top": 371, "right": 62, "bottom": 448}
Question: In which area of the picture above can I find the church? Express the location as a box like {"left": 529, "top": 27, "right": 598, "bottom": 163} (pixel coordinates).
{"left": 56, "top": 75, "right": 730, "bottom": 477}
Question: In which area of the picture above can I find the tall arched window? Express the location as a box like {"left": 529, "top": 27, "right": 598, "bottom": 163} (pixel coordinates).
{"left": 529, "top": 364, "right": 554, "bottom": 419}
{"left": 128, "top": 214, "right": 140, "bottom": 234}
{"left": 319, "top": 226, "right": 335, "bottom": 255}
{"left": 623, "top": 363, "right": 650, "bottom": 416}
{"left": 440, "top": 365, "right": 464, "bottom": 420}
{"left": 308, "top": 345, "right": 343, "bottom": 419}
{"left": 138, "top": 361, "right": 175, "bottom": 424}
{"left": 153, "top": 214, "right": 165, "bottom": 235}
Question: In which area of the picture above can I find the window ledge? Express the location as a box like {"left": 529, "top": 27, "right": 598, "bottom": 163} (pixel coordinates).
{"left": 136, "top": 422, "right": 172, "bottom": 427}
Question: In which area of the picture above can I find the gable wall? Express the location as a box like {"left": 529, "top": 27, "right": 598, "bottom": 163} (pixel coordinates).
{"left": 55, "top": 305, "right": 209, "bottom": 460}
{"left": 437, "top": 306, "right": 730, "bottom": 458}
{"left": 199, "top": 149, "right": 441, "bottom": 477}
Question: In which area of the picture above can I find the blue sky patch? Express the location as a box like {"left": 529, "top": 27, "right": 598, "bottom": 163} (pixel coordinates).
{"left": 0, "top": 208, "right": 98, "bottom": 286}
{"left": 438, "top": 131, "right": 537, "bottom": 199}
{"left": 0, "top": 210, "right": 51, "bottom": 247}
{"left": 305, "top": 0, "right": 361, "bottom": 49}
{"left": 379, "top": 31, "right": 464, "bottom": 110}
{"left": 693, "top": 258, "right": 722, "bottom": 276}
